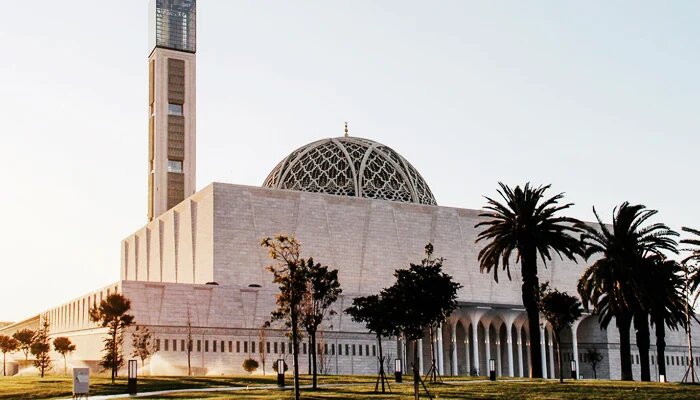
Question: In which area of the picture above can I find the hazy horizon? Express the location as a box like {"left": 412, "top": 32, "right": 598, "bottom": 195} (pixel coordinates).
{"left": 1, "top": 0, "right": 698, "bottom": 322}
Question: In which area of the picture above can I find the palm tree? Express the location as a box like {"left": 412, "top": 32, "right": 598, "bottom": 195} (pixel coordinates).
{"left": 476, "top": 182, "right": 584, "bottom": 378}
{"left": 578, "top": 202, "right": 677, "bottom": 381}
{"left": 681, "top": 227, "right": 700, "bottom": 296}
{"left": 642, "top": 256, "right": 687, "bottom": 380}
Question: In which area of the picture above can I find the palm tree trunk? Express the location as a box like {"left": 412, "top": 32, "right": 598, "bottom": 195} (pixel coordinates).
{"left": 633, "top": 312, "right": 651, "bottom": 381}
{"left": 521, "top": 249, "right": 543, "bottom": 379}
{"left": 654, "top": 314, "right": 666, "bottom": 380}
{"left": 3, "top": 352, "right": 6, "bottom": 376}
{"left": 617, "top": 313, "right": 633, "bottom": 381}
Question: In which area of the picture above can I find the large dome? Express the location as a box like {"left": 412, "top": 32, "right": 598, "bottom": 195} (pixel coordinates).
{"left": 263, "top": 136, "right": 437, "bottom": 205}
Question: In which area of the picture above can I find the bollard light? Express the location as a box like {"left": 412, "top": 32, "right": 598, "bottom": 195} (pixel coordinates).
{"left": 489, "top": 358, "right": 496, "bottom": 381}
{"left": 659, "top": 374, "right": 666, "bottom": 383}
{"left": 570, "top": 359, "right": 577, "bottom": 380}
{"left": 395, "top": 358, "right": 403, "bottom": 383}
{"left": 127, "top": 359, "right": 137, "bottom": 395}
{"left": 277, "top": 359, "right": 285, "bottom": 387}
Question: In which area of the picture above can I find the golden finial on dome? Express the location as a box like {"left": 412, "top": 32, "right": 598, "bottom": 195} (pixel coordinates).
{"left": 344, "top": 122, "right": 349, "bottom": 137}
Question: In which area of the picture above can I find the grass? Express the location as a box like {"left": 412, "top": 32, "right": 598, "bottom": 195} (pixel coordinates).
{"left": 1, "top": 374, "right": 699, "bottom": 399}
{"left": 0, "top": 374, "right": 373, "bottom": 399}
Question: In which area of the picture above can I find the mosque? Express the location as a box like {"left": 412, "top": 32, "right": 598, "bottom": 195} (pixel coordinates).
{"left": 1, "top": 0, "right": 698, "bottom": 381}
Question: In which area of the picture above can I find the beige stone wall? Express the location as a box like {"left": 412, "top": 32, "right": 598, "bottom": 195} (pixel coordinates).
{"left": 123, "top": 185, "right": 213, "bottom": 284}
{"left": 209, "top": 182, "right": 585, "bottom": 305}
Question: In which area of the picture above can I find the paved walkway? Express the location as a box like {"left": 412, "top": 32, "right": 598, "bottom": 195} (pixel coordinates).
{"left": 61, "top": 378, "right": 527, "bottom": 399}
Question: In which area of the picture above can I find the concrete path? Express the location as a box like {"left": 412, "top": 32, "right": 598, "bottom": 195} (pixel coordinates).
{"left": 60, "top": 378, "right": 528, "bottom": 399}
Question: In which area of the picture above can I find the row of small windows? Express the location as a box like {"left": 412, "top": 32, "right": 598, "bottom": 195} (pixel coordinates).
{"left": 155, "top": 339, "right": 377, "bottom": 358}
{"left": 563, "top": 352, "right": 700, "bottom": 367}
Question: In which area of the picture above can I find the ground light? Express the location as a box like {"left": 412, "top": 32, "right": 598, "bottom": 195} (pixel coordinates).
{"left": 395, "top": 358, "right": 403, "bottom": 383}
{"left": 128, "top": 359, "right": 137, "bottom": 395}
{"left": 571, "top": 359, "right": 577, "bottom": 379}
{"left": 277, "top": 359, "right": 285, "bottom": 387}
{"left": 489, "top": 359, "right": 496, "bottom": 381}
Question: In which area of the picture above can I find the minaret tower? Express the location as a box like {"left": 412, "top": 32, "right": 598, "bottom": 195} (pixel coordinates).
{"left": 147, "top": 0, "right": 197, "bottom": 221}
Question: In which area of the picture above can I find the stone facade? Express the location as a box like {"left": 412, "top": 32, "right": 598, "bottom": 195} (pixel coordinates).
{"left": 2, "top": 182, "right": 699, "bottom": 380}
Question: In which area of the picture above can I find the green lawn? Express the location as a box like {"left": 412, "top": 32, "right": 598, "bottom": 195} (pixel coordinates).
{"left": 1, "top": 375, "right": 699, "bottom": 399}
{"left": 0, "top": 374, "right": 373, "bottom": 399}
{"left": 142, "top": 379, "right": 700, "bottom": 400}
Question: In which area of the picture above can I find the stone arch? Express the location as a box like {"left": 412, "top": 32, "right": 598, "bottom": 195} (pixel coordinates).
{"left": 455, "top": 319, "right": 468, "bottom": 375}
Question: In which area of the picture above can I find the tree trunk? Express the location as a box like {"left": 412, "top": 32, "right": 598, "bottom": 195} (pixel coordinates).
{"left": 633, "top": 312, "right": 651, "bottom": 381}
{"left": 376, "top": 335, "right": 386, "bottom": 393}
{"left": 554, "top": 330, "right": 563, "bottom": 383}
{"left": 3, "top": 352, "right": 5, "bottom": 376}
{"left": 521, "top": 248, "right": 543, "bottom": 379}
{"left": 64, "top": 355, "right": 68, "bottom": 375}
{"left": 654, "top": 313, "right": 666, "bottom": 380}
{"left": 311, "top": 330, "right": 318, "bottom": 389}
{"left": 429, "top": 326, "right": 437, "bottom": 382}
{"left": 112, "top": 327, "right": 117, "bottom": 384}
{"left": 308, "top": 336, "right": 312, "bottom": 375}
{"left": 413, "top": 340, "right": 420, "bottom": 400}
{"left": 291, "top": 304, "right": 301, "bottom": 400}
{"left": 616, "top": 313, "right": 633, "bottom": 381}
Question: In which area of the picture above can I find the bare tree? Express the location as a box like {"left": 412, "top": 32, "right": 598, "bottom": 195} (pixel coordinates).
{"left": 186, "top": 310, "right": 193, "bottom": 376}
{"left": 261, "top": 235, "right": 307, "bottom": 400}
{"left": 131, "top": 325, "right": 157, "bottom": 368}
{"left": 586, "top": 347, "right": 604, "bottom": 379}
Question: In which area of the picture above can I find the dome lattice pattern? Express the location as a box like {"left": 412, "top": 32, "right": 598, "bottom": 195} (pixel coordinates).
{"left": 263, "top": 137, "right": 437, "bottom": 205}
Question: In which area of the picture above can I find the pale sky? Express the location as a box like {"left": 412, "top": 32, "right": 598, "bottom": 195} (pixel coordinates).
{"left": 1, "top": 1, "right": 698, "bottom": 322}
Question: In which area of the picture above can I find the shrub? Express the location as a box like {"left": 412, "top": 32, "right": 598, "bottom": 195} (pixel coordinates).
{"left": 272, "top": 360, "right": 289, "bottom": 373}
{"left": 242, "top": 358, "right": 259, "bottom": 374}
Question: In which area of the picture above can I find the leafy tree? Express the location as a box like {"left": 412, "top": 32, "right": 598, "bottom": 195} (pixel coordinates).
{"left": 585, "top": 347, "right": 604, "bottom": 379}
{"left": 12, "top": 329, "right": 35, "bottom": 362}
{"left": 578, "top": 202, "right": 677, "bottom": 381}
{"left": 476, "top": 183, "right": 583, "bottom": 378}
{"left": 53, "top": 337, "right": 76, "bottom": 374}
{"left": 242, "top": 358, "right": 259, "bottom": 374}
{"left": 89, "top": 293, "right": 134, "bottom": 383}
{"left": 0, "top": 335, "right": 19, "bottom": 376}
{"left": 131, "top": 325, "right": 156, "bottom": 367}
{"left": 641, "top": 256, "right": 688, "bottom": 380}
{"left": 30, "top": 316, "right": 52, "bottom": 378}
{"left": 262, "top": 234, "right": 307, "bottom": 400}
{"left": 538, "top": 283, "right": 583, "bottom": 383}
{"left": 346, "top": 293, "right": 398, "bottom": 393}
{"left": 300, "top": 259, "right": 342, "bottom": 389}
{"left": 382, "top": 243, "right": 461, "bottom": 400}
